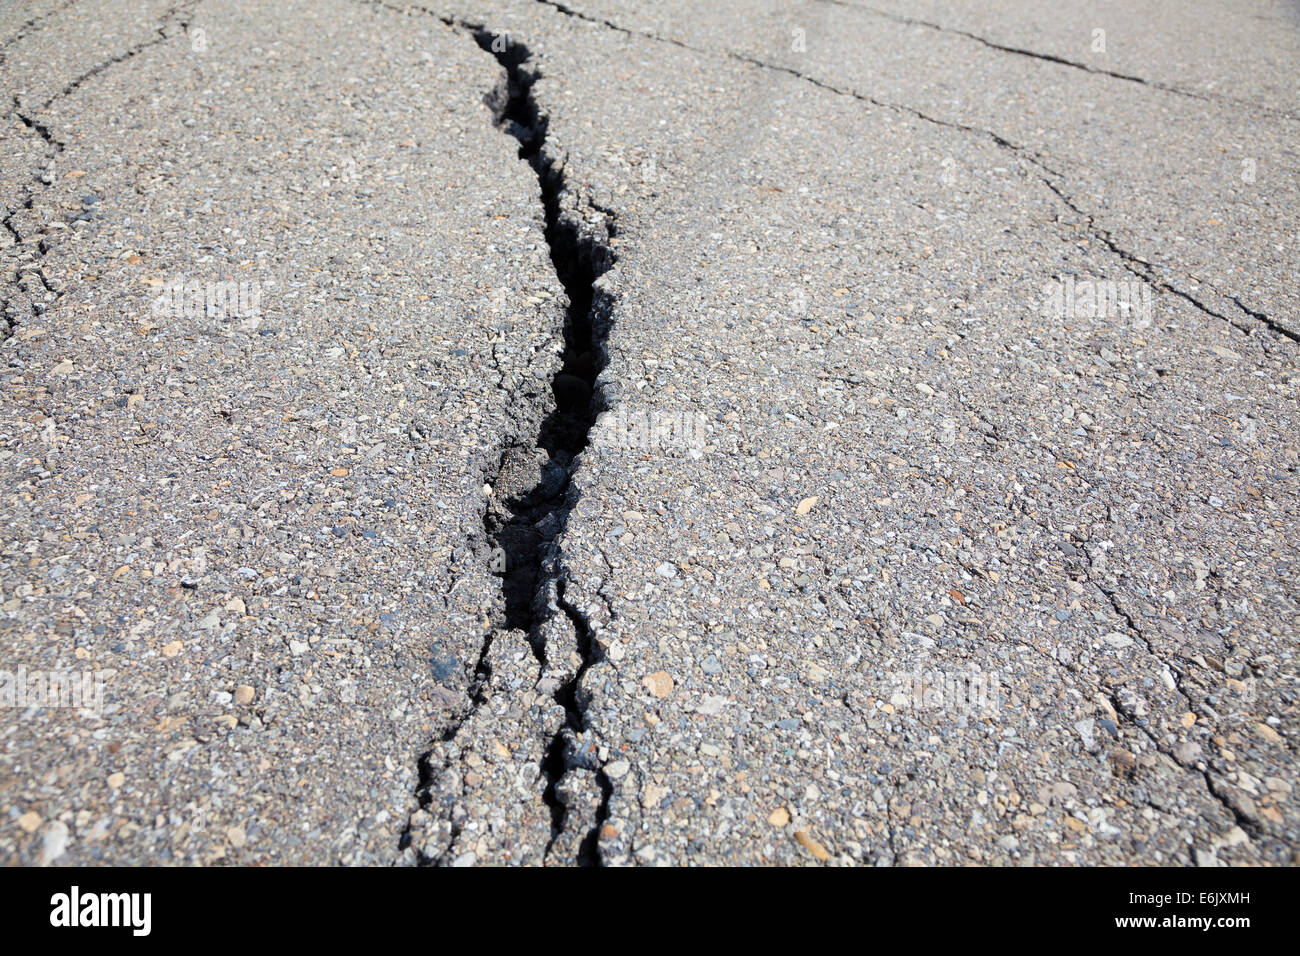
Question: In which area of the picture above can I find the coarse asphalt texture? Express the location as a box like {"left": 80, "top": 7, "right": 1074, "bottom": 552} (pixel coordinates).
{"left": 1, "top": 0, "right": 1297, "bottom": 866}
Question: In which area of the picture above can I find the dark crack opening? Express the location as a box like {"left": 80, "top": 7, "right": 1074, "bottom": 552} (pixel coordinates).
{"left": 470, "top": 27, "right": 615, "bottom": 630}
{"left": 400, "top": 21, "right": 617, "bottom": 866}
{"left": 469, "top": 25, "right": 617, "bottom": 865}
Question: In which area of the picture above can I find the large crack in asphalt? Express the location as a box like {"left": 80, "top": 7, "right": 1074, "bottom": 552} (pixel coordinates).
{"left": 471, "top": 25, "right": 616, "bottom": 865}
{"left": 391, "top": 12, "right": 617, "bottom": 865}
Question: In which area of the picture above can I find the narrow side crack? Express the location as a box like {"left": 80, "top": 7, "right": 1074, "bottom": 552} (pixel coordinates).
{"left": 813, "top": 0, "right": 1297, "bottom": 122}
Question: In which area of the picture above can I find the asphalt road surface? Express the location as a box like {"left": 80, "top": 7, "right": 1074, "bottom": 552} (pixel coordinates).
{"left": 2, "top": 0, "right": 1297, "bottom": 866}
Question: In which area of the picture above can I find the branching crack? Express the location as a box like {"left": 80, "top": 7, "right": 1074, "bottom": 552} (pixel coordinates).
{"left": 468, "top": 22, "right": 617, "bottom": 867}
{"left": 535, "top": 0, "right": 1064, "bottom": 178}
{"left": 3, "top": 2, "right": 203, "bottom": 340}
{"left": 533, "top": 0, "right": 1295, "bottom": 351}
{"left": 388, "top": 8, "right": 618, "bottom": 866}
{"left": 37, "top": 1, "right": 200, "bottom": 111}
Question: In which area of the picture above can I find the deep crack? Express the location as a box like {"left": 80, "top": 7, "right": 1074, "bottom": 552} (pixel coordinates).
{"left": 394, "top": 14, "right": 617, "bottom": 866}
{"left": 468, "top": 22, "right": 616, "bottom": 867}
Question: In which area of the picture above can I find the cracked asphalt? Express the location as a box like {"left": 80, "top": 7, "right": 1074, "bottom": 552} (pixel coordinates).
{"left": 1, "top": 0, "right": 1296, "bottom": 866}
